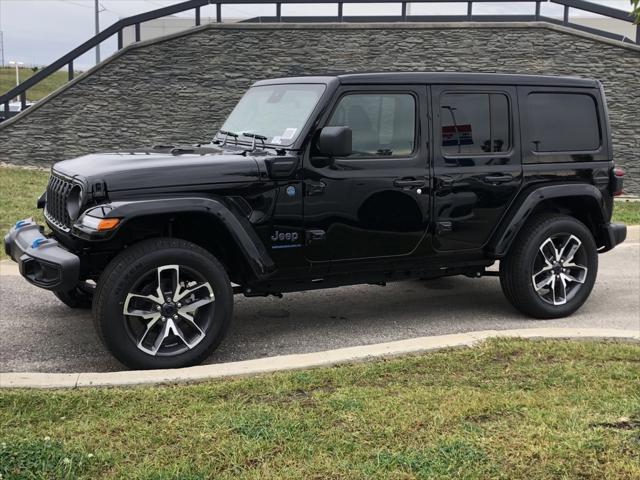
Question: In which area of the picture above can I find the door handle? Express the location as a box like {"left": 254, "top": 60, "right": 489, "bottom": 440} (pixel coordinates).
{"left": 484, "top": 174, "right": 513, "bottom": 184}
{"left": 393, "top": 178, "right": 426, "bottom": 188}
{"left": 306, "top": 180, "right": 326, "bottom": 196}
{"left": 437, "top": 175, "right": 455, "bottom": 188}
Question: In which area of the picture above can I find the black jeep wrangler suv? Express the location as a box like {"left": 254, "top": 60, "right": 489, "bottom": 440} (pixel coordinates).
{"left": 5, "top": 73, "right": 627, "bottom": 370}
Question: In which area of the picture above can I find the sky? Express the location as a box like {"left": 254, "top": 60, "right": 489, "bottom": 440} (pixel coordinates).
{"left": 0, "top": 0, "right": 634, "bottom": 70}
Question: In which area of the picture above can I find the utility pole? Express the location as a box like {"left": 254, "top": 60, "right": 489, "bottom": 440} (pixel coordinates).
{"left": 0, "top": 0, "right": 4, "bottom": 66}
{"left": 0, "top": 31, "right": 4, "bottom": 67}
{"left": 95, "top": 0, "right": 101, "bottom": 64}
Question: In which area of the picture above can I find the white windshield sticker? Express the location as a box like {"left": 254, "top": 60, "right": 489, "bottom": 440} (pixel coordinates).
{"left": 282, "top": 128, "right": 297, "bottom": 140}
{"left": 271, "top": 136, "right": 282, "bottom": 144}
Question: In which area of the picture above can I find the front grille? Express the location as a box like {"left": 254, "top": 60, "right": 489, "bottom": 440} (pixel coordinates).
{"left": 44, "top": 173, "right": 75, "bottom": 231}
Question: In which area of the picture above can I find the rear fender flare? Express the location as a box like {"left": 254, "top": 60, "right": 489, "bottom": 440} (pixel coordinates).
{"left": 488, "top": 184, "right": 606, "bottom": 257}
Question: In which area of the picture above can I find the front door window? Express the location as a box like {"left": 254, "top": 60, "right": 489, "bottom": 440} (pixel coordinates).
{"left": 327, "top": 93, "right": 416, "bottom": 158}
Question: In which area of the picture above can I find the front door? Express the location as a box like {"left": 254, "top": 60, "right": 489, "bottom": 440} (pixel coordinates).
{"left": 304, "top": 85, "right": 430, "bottom": 263}
{"left": 431, "top": 85, "right": 523, "bottom": 251}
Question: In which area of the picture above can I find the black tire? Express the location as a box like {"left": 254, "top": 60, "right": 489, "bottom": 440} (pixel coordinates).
{"left": 53, "top": 282, "right": 94, "bottom": 309}
{"left": 499, "top": 214, "right": 598, "bottom": 319}
{"left": 92, "top": 238, "right": 233, "bottom": 370}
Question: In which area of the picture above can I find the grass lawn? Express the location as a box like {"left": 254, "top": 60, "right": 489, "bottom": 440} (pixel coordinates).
{"left": 1, "top": 339, "right": 639, "bottom": 479}
{"left": 613, "top": 199, "right": 640, "bottom": 225}
{"left": 0, "top": 67, "right": 76, "bottom": 102}
{"left": 0, "top": 165, "right": 638, "bottom": 259}
{"left": 0, "top": 167, "right": 48, "bottom": 253}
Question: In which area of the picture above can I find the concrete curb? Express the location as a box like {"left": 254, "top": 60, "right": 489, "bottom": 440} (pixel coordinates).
{"left": 1, "top": 328, "right": 638, "bottom": 389}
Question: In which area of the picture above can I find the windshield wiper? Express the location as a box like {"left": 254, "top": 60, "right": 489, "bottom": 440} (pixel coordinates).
{"left": 216, "top": 129, "right": 239, "bottom": 147}
{"left": 242, "top": 132, "right": 267, "bottom": 151}
{"left": 214, "top": 130, "right": 283, "bottom": 154}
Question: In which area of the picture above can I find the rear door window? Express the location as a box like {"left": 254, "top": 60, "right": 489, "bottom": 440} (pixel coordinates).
{"left": 525, "top": 92, "right": 600, "bottom": 153}
{"left": 440, "top": 93, "right": 511, "bottom": 157}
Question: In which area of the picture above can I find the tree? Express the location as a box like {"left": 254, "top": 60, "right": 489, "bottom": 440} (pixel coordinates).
{"left": 633, "top": 0, "right": 640, "bottom": 23}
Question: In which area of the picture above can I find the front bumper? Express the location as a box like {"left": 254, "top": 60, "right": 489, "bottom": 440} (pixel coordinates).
{"left": 3, "top": 218, "right": 80, "bottom": 291}
{"left": 600, "top": 222, "right": 627, "bottom": 253}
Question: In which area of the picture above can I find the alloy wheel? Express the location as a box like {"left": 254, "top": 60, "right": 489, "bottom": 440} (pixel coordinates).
{"left": 122, "top": 264, "right": 215, "bottom": 356}
{"left": 531, "top": 234, "right": 588, "bottom": 306}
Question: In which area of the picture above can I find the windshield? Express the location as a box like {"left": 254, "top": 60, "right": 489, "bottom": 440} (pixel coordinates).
{"left": 219, "top": 83, "right": 326, "bottom": 146}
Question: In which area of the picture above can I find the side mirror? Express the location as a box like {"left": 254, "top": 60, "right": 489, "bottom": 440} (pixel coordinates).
{"left": 317, "top": 126, "right": 352, "bottom": 158}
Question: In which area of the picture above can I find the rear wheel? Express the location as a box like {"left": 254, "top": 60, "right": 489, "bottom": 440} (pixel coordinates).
{"left": 500, "top": 214, "right": 598, "bottom": 319}
{"left": 93, "top": 238, "right": 233, "bottom": 370}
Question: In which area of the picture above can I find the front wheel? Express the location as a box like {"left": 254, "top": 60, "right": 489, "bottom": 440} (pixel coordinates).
{"left": 93, "top": 238, "right": 233, "bottom": 370}
{"left": 500, "top": 214, "right": 598, "bottom": 319}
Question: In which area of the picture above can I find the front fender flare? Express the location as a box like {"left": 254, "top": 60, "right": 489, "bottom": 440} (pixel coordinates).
{"left": 487, "top": 184, "right": 606, "bottom": 258}
{"left": 100, "top": 196, "right": 275, "bottom": 278}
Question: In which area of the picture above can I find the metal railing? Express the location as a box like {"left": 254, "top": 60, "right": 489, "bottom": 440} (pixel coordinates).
{"left": 1, "top": 0, "right": 637, "bottom": 119}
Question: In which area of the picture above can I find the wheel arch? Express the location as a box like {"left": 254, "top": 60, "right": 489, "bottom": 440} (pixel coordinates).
{"left": 488, "top": 184, "right": 609, "bottom": 257}
{"left": 103, "top": 197, "right": 274, "bottom": 282}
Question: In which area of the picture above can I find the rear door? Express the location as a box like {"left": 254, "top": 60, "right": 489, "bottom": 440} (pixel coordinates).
{"left": 431, "top": 85, "right": 522, "bottom": 251}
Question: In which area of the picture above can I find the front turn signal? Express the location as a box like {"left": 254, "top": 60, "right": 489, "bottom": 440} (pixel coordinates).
{"left": 96, "top": 218, "right": 120, "bottom": 231}
{"left": 78, "top": 214, "right": 121, "bottom": 231}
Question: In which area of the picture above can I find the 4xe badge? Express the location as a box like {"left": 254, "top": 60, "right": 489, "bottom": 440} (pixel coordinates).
{"left": 271, "top": 228, "right": 301, "bottom": 249}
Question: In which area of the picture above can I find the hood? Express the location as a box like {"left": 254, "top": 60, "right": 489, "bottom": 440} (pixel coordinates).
{"left": 53, "top": 148, "right": 264, "bottom": 192}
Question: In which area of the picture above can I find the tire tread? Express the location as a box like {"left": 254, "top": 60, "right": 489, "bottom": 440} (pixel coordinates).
{"left": 499, "top": 214, "right": 597, "bottom": 319}
{"left": 92, "top": 237, "right": 233, "bottom": 369}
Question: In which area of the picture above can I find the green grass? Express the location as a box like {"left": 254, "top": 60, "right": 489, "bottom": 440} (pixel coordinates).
{"left": 612, "top": 199, "right": 640, "bottom": 225}
{"left": 0, "top": 67, "right": 78, "bottom": 102}
{"left": 0, "top": 167, "right": 49, "bottom": 253}
{"left": 1, "top": 339, "right": 639, "bottom": 479}
{"left": 0, "top": 165, "right": 638, "bottom": 260}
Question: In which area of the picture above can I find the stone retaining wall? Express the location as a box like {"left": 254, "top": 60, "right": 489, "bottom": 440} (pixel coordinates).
{"left": 1, "top": 22, "right": 638, "bottom": 192}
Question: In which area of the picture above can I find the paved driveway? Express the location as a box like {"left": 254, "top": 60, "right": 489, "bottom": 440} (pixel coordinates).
{"left": 1, "top": 228, "right": 638, "bottom": 373}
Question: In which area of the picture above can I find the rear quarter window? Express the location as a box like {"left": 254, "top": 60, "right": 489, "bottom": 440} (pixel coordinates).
{"left": 524, "top": 92, "right": 601, "bottom": 154}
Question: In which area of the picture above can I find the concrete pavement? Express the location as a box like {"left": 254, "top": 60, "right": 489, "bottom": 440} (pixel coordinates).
{"left": 1, "top": 227, "right": 638, "bottom": 374}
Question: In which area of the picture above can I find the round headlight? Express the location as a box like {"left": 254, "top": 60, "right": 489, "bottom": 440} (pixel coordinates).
{"left": 66, "top": 185, "right": 84, "bottom": 221}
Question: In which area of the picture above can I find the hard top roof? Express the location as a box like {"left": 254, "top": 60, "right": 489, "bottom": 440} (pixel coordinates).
{"left": 253, "top": 72, "right": 598, "bottom": 88}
